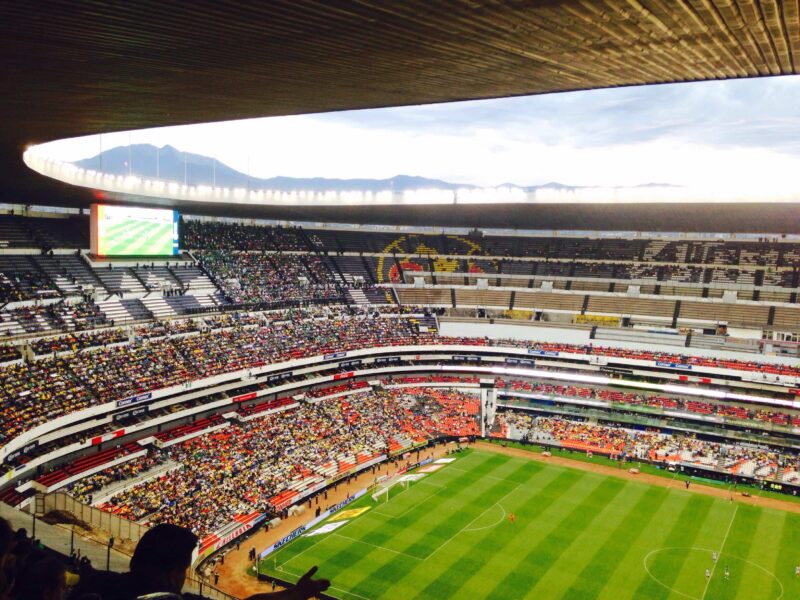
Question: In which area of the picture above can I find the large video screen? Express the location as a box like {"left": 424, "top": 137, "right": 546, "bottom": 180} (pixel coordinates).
{"left": 91, "top": 204, "right": 179, "bottom": 256}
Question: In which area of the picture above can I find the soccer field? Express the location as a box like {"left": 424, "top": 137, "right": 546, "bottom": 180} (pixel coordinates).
{"left": 260, "top": 450, "right": 799, "bottom": 600}
{"left": 100, "top": 218, "right": 174, "bottom": 255}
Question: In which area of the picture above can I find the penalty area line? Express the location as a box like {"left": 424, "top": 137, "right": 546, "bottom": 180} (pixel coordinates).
{"left": 425, "top": 482, "right": 521, "bottom": 560}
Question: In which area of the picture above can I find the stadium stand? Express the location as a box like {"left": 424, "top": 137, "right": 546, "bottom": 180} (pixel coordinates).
{"left": 2, "top": 215, "right": 800, "bottom": 600}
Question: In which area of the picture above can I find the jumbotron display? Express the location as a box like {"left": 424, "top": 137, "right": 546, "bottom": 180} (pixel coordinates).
{"left": 90, "top": 204, "right": 179, "bottom": 256}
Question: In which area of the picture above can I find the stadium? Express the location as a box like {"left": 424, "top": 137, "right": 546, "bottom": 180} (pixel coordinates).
{"left": 2, "top": 2, "right": 800, "bottom": 600}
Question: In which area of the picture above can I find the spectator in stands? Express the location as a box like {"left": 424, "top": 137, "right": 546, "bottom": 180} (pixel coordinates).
{"left": 1, "top": 518, "right": 13, "bottom": 600}
{"left": 73, "top": 523, "right": 329, "bottom": 600}
{"left": 11, "top": 556, "right": 67, "bottom": 600}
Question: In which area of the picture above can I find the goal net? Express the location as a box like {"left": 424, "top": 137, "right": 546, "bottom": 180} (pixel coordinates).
{"left": 371, "top": 474, "right": 409, "bottom": 503}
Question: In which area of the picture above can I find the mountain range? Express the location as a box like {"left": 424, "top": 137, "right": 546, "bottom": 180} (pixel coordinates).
{"left": 74, "top": 144, "right": 677, "bottom": 193}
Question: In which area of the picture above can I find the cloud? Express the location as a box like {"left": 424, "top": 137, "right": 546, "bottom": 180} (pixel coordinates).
{"left": 42, "top": 75, "right": 800, "bottom": 188}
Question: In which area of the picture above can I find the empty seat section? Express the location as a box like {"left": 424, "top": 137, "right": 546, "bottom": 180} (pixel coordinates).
{"left": 587, "top": 296, "right": 675, "bottom": 318}
{"left": 679, "top": 302, "right": 770, "bottom": 327}
{"left": 455, "top": 289, "right": 511, "bottom": 307}
{"left": 771, "top": 307, "right": 800, "bottom": 330}
{"left": 396, "top": 288, "right": 452, "bottom": 305}
{"left": 94, "top": 267, "right": 146, "bottom": 295}
{"left": 513, "top": 292, "right": 584, "bottom": 311}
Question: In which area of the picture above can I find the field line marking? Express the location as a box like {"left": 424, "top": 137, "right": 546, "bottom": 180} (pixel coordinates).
{"left": 425, "top": 482, "right": 522, "bottom": 560}
{"left": 274, "top": 528, "right": 336, "bottom": 570}
{"left": 643, "top": 545, "right": 784, "bottom": 600}
{"left": 643, "top": 547, "right": 710, "bottom": 600}
{"left": 464, "top": 502, "right": 506, "bottom": 532}
{"left": 277, "top": 564, "right": 373, "bottom": 600}
{"left": 373, "top": 483, "right": 448, "bottom": 520}
{"left": 331, "top": 533, "right": 422, "bottom": 560}
{"left": 700, "top": 504, "right": 739, "bottom": 600}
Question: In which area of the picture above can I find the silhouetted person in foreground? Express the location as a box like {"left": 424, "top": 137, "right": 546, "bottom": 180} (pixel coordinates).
{"left": 71, "top": 524, "right": 329, "bottom": 600}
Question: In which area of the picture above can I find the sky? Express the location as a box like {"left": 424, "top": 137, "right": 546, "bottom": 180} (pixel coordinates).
{"left": 36, "top": 75, "right": 800, "bottom": 189}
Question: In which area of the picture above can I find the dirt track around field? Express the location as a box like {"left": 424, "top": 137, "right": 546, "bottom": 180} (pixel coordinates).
{"left": 215, "top": 440, "right": 800, "bottom": 598}
{"left": 214, "top": 441, "right": 459, "bottom": 599}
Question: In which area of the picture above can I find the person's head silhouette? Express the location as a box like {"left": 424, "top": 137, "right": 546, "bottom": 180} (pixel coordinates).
{"left": 130, "top": 524, "right": 198, "bottom": 594}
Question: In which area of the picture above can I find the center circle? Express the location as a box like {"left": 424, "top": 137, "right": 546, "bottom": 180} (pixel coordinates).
{"left": 643, "top": 547, "right": 784, "bottom": 600}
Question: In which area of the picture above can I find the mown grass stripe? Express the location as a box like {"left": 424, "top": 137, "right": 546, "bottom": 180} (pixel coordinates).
{"left": 350, "top": 460, "right": 540, "bottom": 599}
{"left": 483, "top": 476, "right": 627, "bottom": 599}
{"left": 259, "top": 450, "right": 799, "bottom": 600}
{"left": 711, "top": 504, "right": 777, "bottom": 600}
{"left": 556, "top": 484, "right": 671, "bottom": 600}
{"left": 593, "top": 491, "right": 692, "bottom": 600}
{"left": 278, "top": 452, "right": 515, "bottom": 595}
{"left": 524, "top": 480, "right": 651, "bottom": 599}
{"left": 631, "top": 493, "right": 716, "bottom": 599}
{"left": 404, "top": 464, "right": 591, "bottom": 600}
{"left": 345, "top": 453, "right": 515, "bottom": 555}
{"left": 105, "top": 219, "right": 172, "bottom": 255}
{"left": 103, "top": 219, "right": 154, "bottom": 254}
{"left": 772, "top": 510, "right": 800, "bottom": 600}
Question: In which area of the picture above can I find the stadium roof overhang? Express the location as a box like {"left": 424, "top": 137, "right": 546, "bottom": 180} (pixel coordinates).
{"left": 3, "top": 1, "right": 800, "bottom": 232}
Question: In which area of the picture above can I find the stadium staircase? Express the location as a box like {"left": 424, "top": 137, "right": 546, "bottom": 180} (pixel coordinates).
{"left": 296, "top": 226, "right": 318, "bottom": 251}
{"left": 141, "top": 295, "right": 177, "bottom": 319}
{"left": 323, "top": 256, "right": 348, "bottom": 285}
{"left": 32, "top": 255, "right": 81, "bottom": 295}
{"left": 392, "top": 256, "right": 405, "bottom": 282}
{"left": 134, "top": 266, "right": 183, "bottom": 293}
{"left": 96, "top": 297, "right": 154, "bottom": 324}
{"left": 0, "top": 316, "right": 26, "bottom": 337}
{"left": 94, "top": 266, "right": 147, "bottom": 297}
{"left": 346, "top": 288, "right": 370, "bottom": 305}
{"left": 168, "top": 263, "right": 221, "bottom": 299}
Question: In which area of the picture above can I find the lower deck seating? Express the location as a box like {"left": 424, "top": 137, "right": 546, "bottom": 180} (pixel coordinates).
{"left": 35, "top": 443, "right": 140, "bottom": 488}
{"left": 154, "top": 415, "right": 224, "bottom": 443}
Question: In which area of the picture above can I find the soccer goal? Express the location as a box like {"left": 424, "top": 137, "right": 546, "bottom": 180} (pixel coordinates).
{"left": 371, "top": 474, "right": 410, "bottom": 503}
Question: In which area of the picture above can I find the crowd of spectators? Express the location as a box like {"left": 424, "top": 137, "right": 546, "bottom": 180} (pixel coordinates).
{"left": 67, "top": 453, "right": 168, "bottom": 505}
{"left": 0, "top": 516, "right": 328, "bottom": 600}
{"left": 0, "top": 344, "right": 20, "bottom": 363}
{"left": 183, "top": 220, "right": 310, "bottom": 251}
{"left": 518, "top": 340, "right": 800, "bottom": 378}
{"left": 202, "top": 311, "right": 266, "bottom": 329}
{"left": 31, "top": 328, "right": 129, "bottom": 356}
{"left": 494, "top": 410, "right": 800, "bottom": 482}
{"left": 525, "top": 415, "right": 630, "bottom": 455}
{"left": 1, "top": 301, "right": 109, "bottom": 339}
{"left": 94, "top": 387, "right": 478, "bottom": 538}
{"left": 3, "top": 306, "right": 800, "bottom": 448}
{"left": 496, "top": 379, "right": 800, "bottom": 429}
{"left": 196, "top": 250, "right": 342, "bottom": 305}
{"left": 179, "top": 220, "right": 800, "bottom": 269}
{"left": 0, "top": 357, "right": 92, "bottom": 444}
{"left": 0, "top": 270, "right": 58, "bottom": 304}
{"left": 132, "top": 319, "right": 200, "bottom": 340}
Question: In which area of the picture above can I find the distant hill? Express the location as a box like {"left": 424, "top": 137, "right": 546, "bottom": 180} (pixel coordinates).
{"left": 73, "top": 144, "right": 676, "bottom": 193}
{"left": 73, "top": 144, "right": 486, "bottom": 192}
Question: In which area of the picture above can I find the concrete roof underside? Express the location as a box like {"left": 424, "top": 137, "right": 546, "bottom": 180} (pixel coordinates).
{"left": 2, "top": 0, "right": 800, "bottom": 233}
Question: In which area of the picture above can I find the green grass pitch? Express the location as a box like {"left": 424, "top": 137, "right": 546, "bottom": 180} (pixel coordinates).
{"left": 101, "top": 218, "right": 174, "bottom": 255}
{"left": 258, "top": 449, "right": 800, "bottom": 600}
